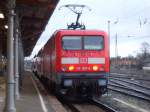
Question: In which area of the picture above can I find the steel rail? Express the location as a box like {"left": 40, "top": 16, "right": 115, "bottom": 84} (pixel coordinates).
{"left": 90, "top": 98, "right": 118, "bottom": 112}
{"left": 110, "top": 78, "right": 150, "bottom": 90}
{"left": 108, "top": 86, "right": 150, "bottom": 102}
{"left": 56, "top": 95, "right": 81, "bottom": 112}
{"left": 64, "top": 103, "right": 81, "bottom": 112}
{"left": 109, "top": 81, "right": 150, "bottom": 97}
{"left": 110, "top": 76, "right": 150, "bottom": 81}
{"left": 110, "top": 73, "right": 150, "bottom": 81}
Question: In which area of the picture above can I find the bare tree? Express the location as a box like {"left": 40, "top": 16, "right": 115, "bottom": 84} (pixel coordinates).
{"left": 140, "top": 42, "right": 150, "bottom": 58}
{"left": 136, "top": 42, "right": 150, "bottom": 69}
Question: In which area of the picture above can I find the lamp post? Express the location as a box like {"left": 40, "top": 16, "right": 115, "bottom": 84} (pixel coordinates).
{"left": 107, "top": 20, "right": 118, "bottom": 51}
{"left": 115, "top": 33, "right": 118, "bottom": 58}
{"left": 107, "top": 20, "right": 118, "bottom": 67}
{"left": 107, "top": 20, "right": 111, "bottom": 45}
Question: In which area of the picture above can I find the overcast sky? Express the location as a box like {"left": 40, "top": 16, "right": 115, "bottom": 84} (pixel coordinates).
{"left": 29, "top": 0, "right": 150, "bottom": 58}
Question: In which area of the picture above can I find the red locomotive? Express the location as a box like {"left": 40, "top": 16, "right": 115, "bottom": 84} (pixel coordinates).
{"left": 33, "top": 5, "right": 110, "bottom": 98}
{"left": 34, "top": 29, "right": 109, "bottom": 97}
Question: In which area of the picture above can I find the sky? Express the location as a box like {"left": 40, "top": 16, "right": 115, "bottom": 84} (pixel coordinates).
{"left": 29, "top": 0, "right": 150, "bottom": 59}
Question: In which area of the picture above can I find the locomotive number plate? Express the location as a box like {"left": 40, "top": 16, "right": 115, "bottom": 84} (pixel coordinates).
{"left": 79, "top": 58, "right": 88, "bottom": 64}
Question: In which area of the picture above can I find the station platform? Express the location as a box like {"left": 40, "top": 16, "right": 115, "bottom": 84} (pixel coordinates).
{"left": 15, "top": 71, "right": 56, "bottom": 112}
{"left": 0, "top": 71, "right": 67, "bottom": 112}
{"left": 0, "top": 74, "right": 5, "bottom": 112}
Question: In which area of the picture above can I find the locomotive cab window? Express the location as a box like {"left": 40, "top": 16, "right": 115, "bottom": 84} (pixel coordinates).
{"left": 62, "top": 36, "right": 82, "bottom": 50}
{"left": 62, "top": 35, "right": 104, "bottom": 50}
{"left": 84, "top": 36, "right": 104, "bottom": 50}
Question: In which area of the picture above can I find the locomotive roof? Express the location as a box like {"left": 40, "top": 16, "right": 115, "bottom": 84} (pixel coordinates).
{"left": 55, "top": 29, "right": 107, "bottom": 36}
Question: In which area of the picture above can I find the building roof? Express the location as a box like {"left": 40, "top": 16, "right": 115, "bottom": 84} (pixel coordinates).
{"left": 0, "top": 0, "right": 59, "bottom": 56}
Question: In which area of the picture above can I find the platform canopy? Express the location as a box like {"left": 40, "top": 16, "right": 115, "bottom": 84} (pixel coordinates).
{"left": 0, "top": 0, "right": 59, "bottom": 56}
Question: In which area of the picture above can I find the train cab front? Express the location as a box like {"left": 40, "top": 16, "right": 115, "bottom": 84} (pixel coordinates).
{"left": 55, "top": 31, "right": 109, "bottom": 97}
{"left": 58, "top": 72, "right": 108, "bottom": 97}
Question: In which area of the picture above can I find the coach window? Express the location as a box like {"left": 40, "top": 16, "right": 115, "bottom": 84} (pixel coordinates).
{"left": 62, "top": 36, "right": 82, "bottom": 50}
{"left": 84, "top": 36, "right": 104, "bottom": 50}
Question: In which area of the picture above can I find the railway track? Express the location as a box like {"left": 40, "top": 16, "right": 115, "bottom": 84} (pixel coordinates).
{"left": 109, "top": 80, "right": 150, "bottom": 96}
{"left": 34, "top": 71, "right": 150, "bottom": 112}
{"left": 110, "top": 77, "right": 150, "bottom": 90}
{"left": 110, "top": 73, "right": 150, "bottom": 81}
{"left": 90, "top": 98, "right": 118, "bottom": 112}
{"left": 62, "top": 100, "right": 118, "bottom": 112}
{"left": 61, "top": 102, "right": 81, "bottom": 112}
{"left": 108, "top": 79, "right": 150, "bottom": 102}
{"left": 35, "top": 74, "right": 117, "bottom": 112}
{"left": 110, "top": 76, "right": 150, "bottom": 82}
{"left": 57, "top": 94, "right": 118, "bottom": 112}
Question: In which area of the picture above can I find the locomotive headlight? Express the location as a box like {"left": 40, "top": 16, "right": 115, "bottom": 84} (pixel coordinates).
{"left": 69, "top": 65, "right": 74, "bottom": 71}
{"left": 93, "top": 65, "right": 98, "bottom": 71}
{"left": 64, "top": 80, "right": 72, "bottom": 86}
{"left": 98, "top": 80, "right": 106, "bottom": 86}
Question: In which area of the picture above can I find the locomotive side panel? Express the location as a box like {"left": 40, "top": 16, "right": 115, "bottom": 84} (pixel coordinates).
{"left": 50, "top": 35, "right": 57, "bottom": 82}
{"left": 104, "top": 32, "right": 110, "bottom": 72}
{"left": 43, "top": 41, "right": 50, "bottom": 78}
{"left": 40, "top": 35, "right": 56, "bottom": 82}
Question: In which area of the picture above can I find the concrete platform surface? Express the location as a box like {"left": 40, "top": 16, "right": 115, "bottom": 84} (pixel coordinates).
{"left": 16, "top": 71, "right": 55, "bottom": 112}
{"left": 0, "top": 76, "right": 5, "bottom": 112}
{"left": 0, "top": 71, "right": 67, "bottom": 112}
